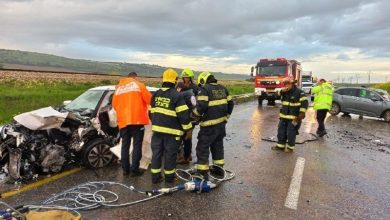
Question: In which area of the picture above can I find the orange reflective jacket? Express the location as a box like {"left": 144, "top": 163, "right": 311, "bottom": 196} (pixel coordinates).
{"left": 112, "top": 77, "right": 152, "bottom": 128}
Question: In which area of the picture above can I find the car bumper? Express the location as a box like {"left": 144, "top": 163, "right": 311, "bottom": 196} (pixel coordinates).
{"left": 255, "top": 88, "right": 282, "bottom": 99}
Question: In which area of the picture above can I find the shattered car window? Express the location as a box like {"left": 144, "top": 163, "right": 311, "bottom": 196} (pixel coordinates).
{"left": 65, "top": 90, "right": 105, "bottom": 112}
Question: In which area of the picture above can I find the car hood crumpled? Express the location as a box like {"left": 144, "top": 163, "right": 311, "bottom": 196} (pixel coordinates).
{"left": 13, "top": 106, "right": 75, "bottom": 130}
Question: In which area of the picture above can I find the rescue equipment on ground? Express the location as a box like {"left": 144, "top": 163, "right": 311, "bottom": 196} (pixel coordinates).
{"left": 262, "top": 133, "right": 318, "bottom": 144}
{"left": 11, "top": 165, "right": 234, "bottom": 219}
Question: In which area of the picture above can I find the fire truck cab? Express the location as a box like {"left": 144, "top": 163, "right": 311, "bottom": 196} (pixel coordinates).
{"left": 251, "top": 58, "right": 302, "bottom": 105}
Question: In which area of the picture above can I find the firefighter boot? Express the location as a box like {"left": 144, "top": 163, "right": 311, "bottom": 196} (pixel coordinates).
{"left": 152, "top": 173, "right": 163, "bottom": 184}
{"left": 194, "top": 170, "right": 209, "bottom": 181}
{"left": 210, "top": 165, "right": 225, "bottom": 178}
{"left": 165, "top": 174, "right": 176, "bottom": 183}
{"left": 272, "top": 144, "right": 285, "bottom": 151}
{"left": 284, "top": 145, "right": 294, "bottom": 153}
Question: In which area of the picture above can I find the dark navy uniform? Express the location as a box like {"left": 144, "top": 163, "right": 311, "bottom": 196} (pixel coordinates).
{"left": 276, "top": 86, "right": 308, "bottom": 150}
{"left": 193, "top": 82, "right": 234, "bottom": 175}
{"left": 179, "top": 88, "right": 197, "bottom": 161}
{"left": 150, "top": 85, "right": 192, "bottom": 183}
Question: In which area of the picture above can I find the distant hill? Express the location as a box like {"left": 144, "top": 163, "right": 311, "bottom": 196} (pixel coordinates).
{"left": 0, "top": 49, "right": 249, "bottom": 80}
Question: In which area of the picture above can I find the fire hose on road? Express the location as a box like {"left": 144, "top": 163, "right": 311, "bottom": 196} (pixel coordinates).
{"left": 11, "top": 165, "right": 235, "bottom": 219}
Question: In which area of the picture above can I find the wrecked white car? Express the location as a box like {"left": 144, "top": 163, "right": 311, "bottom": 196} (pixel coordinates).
{"left": 0, "top": 85, "right": 157, "bottom": 182}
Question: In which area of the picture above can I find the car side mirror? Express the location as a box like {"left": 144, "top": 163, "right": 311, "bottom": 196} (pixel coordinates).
{"left": 250, "top": 66, "right": 254, "bottom": 77}
{"left": 371, "top": 97, "right": 382, "bottom": 102}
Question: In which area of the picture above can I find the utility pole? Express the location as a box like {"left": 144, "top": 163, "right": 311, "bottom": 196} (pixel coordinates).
{"left": 368, "top": 71, "right": 371, "bottom": 85}
{"left": 355, "top": 73, "right": 359, "bottom": 84}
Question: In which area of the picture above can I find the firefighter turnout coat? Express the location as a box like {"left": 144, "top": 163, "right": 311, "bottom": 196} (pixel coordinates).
{"left": 193, "top": 83, "right": 234, "bottom": 127}
{"left": 150, "top": 87, "right": 192, "bottom": 136}
{"left": 279, "top": 86, "right": 309, "bottom": 120}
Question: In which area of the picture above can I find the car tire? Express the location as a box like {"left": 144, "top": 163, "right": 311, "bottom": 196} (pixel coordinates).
{"left": 258, "top": 97, "right": 263, "bottom": 106}
{"left": 83, "top": 139, "right": 114, "bottom": 169}
{"left": 330, "top": 102, "right": 341, "bottom": 115}
{"left": 268, "top": 99, "right": 276, "bottom": 106}
{"left": 383, "top": 110, "right": 390, "bottom": 122}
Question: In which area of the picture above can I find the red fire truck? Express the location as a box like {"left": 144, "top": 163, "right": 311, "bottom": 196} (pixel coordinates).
{"left": 251, "top": 58, "right": 302, "bottom": 105}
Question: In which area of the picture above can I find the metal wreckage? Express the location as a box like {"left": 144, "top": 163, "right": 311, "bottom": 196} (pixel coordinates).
{"left": 0, "top": 105, "right": 119, "bottom": 182}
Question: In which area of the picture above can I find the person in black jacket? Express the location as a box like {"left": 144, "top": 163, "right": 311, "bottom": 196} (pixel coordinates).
{"left": 176, "top": 82, "right": 197, "bottom": 164}
{"left": 149, "top": 68, "right": 192, "bottom": 184}
{"left": 192, "top": 72, "right": 234, "bottom": 180}
{"left": 272, "top": 78, "right": 308, "bottom": 153}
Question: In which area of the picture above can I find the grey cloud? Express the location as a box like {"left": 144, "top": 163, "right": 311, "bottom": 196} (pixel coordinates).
{"left": 0, "top": 0, "right": 389, "bottom": 63}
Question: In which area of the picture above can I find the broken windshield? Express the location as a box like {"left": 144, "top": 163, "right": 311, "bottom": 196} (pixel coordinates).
{"left": 65, "top": 90, "right": 105, "bottom": 112}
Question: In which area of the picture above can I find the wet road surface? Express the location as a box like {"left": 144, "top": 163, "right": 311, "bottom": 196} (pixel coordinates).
{"left": 1, "top": 101, "right": 390, "bottom": 220}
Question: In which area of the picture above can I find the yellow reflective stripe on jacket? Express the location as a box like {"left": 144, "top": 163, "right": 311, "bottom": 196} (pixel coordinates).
{"left": 175, "top": 105, "right": 189, "bottom": 113}
{"left": 300, "top": 108, "right": 307, "bottom": 112}
{"left": 213, "top": 159, "right": 225, "bottom": 165}
{"left": 227, "top": 95, "right": 232, "bottom": 101}
{"left": 181, "top": 122, "right": 192, "bottom": 130}
{"left": 151, "top": 168, "right": 161, "bottom": 174}
{"left": 197, "top": 95, "right": 209, "bottom": 101}
{"left": 150, "top": 107, "right": 177, "bottom": 117}
{"left": 200, "top": 116, "right": 228, "bottom": 127}
{"left": 196, "top": 164, "right": 209, "bottom": 170}
{"left": 279, "top": 113, "right": 297, "bottom": 120}
{"left": 281, "top": 101, "right": 301, "bottom": 106}
{"left": 300, "top": 96, "right": 308, "bottom": 101}
{"left": 164, "top": 169, "right": 176, "bottom": 175}
{"left": 193, "top": 108, "right": 201, "bottom": 116}
{"left": 209, "top": 99, "right": 228, "bottom": 106}
{"left": 152, "top": 125, "right": 184, "bottom": 136}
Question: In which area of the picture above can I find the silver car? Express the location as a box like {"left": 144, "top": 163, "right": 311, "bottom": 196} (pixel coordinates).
{"left": 330, "top": 87, "right": 390, "bottom": 122}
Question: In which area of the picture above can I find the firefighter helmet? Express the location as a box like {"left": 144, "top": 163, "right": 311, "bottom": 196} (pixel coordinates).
{"left": 197, "top": 71, "right": 212, "bottom": 85}
{"left": 181, "top": 68, "right": 194, "bottom": 79}
{"left": 163, "top": 68, "right": 178, "bottom": 84}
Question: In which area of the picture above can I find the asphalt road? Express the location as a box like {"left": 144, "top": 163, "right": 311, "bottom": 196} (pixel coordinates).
{"left": 2, "top": 101, "right": 390, "bottom": 220}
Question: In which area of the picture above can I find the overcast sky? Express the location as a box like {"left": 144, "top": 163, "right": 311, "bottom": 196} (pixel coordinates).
{"left": 1, "top": 0, "right": 389, "bottom": 82}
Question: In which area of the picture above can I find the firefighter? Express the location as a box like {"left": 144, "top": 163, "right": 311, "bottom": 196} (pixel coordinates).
{"left": 112, "top": 72, "right": 152, "bottom": 176}
{"left": 176, "top": 82, "right": 197, "bottom": 164}
{"left": 181, "top": 68, "right": 199, "bottom": 96}
{"left": 176, "top": 68, "right": 199, "bottom": 164}
{"left": 192, "top": 72, "right": 234, "bottom": 180}
{"left": 312, "top": 79, "right": 334, "bottom": 137}
{"left": 272, "top": 78, "right": 308, "bottom": 152}
{"left": 149, "top": 68, "right": 192, "bottom": 184}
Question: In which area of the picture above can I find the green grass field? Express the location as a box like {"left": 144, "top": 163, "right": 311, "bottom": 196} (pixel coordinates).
{"left": 372, "top": 82, "right": 390, "bottom": 93}
{"left": 0, "top": 79, "right": 253, "bottom": 124}
{"left": 0, "top": 80, "right": 112, "bottom": 123}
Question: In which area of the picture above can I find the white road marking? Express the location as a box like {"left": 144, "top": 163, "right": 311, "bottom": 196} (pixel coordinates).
{"left": 284, "top": 157, "right": 306, "bottom": 210}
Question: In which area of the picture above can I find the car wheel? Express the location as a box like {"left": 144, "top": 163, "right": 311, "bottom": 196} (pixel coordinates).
{"left": 330, "top": 102, "right": 341, "bottom": 115}
{"left": 83, "top": 139, "right": 114, "bottom": 169}
{"left": 383, "top": 110, "right": 390, "bottom": 122}
{"left": 258, "top": 97, "right": 263, "bottom": 106}
{"left": 268, "top": 99, "right": 276, "bottom": 106}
